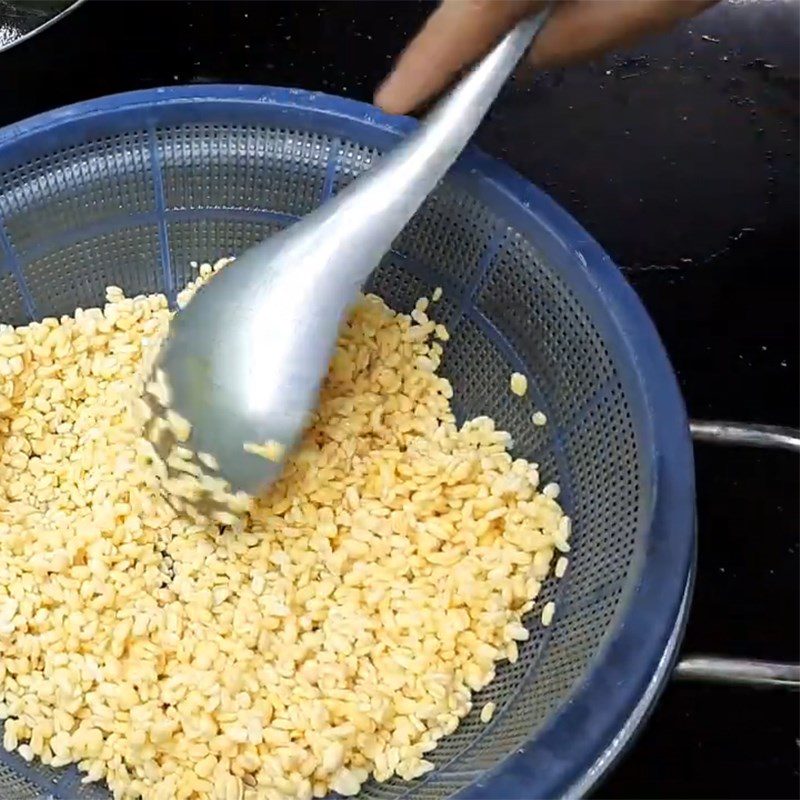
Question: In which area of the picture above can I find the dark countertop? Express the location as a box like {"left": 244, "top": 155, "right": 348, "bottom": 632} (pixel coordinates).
{"left": 0, "top": 1, "right": 797, "bottom": 797}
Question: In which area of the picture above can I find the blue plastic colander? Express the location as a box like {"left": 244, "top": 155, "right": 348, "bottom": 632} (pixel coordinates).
{"left": 0, "top": 86, "right": 695, "bottom": 800}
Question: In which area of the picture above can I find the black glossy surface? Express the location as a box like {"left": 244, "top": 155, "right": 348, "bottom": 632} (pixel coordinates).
{"left": 0, "top": 1, "right": 797, "bottom": 798}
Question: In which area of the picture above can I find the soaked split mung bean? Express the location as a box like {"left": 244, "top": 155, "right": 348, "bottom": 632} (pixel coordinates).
{"left": 0, "top": 261, "right": 569, "bottom": 800}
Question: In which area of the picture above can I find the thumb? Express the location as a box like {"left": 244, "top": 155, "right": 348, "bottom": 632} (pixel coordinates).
{"left": 527, "top": 0, "right": 720, "bottom": 69}
{"left": 375, "top": 0, "right": 543, "bottom": 116}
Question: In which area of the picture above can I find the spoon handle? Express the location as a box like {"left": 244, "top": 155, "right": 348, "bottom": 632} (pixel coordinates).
{"left": 295, "top": 9, "right": 551, "bottom": 286}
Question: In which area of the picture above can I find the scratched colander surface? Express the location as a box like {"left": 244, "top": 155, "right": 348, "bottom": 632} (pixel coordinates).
{"left": 0, "top": 87, "right": 694, "bottom": 800}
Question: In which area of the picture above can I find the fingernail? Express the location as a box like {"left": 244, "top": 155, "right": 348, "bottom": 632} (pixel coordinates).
{"left": 374, "top": 75, "right": 403, "bottom": 115}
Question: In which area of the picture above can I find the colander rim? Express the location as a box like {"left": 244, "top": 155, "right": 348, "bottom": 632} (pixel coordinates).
{"left": 0, "top": 85, "right": 695, "bottom": 799}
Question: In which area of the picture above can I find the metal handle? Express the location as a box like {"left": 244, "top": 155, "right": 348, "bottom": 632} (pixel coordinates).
{"left": 314, "top": 8, "right": 551, "bottom": 286}
{"left": 674, "top": 420, "right": 800, "bottom": 690}
{"left": 675, "top": 657, "right": 800, "bottom": 688}
{"left": 690, "top": 420, "right": 800, "bottom": 452}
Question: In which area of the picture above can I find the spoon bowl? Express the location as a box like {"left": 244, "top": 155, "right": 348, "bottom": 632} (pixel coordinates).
{"left": 145, "top": 12, "right": 550, "bottom": 512}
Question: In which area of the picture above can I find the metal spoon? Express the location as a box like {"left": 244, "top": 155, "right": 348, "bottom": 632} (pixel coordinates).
{"left": 148, "top": 11, "right": 550, "bottom": 514}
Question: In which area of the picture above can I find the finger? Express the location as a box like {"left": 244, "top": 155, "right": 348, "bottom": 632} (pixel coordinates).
{"left": 528, "top": 0, "right": 719, "bottom": 69}
{"left": 375, "top": 0, "right": 543, "bottom": 115}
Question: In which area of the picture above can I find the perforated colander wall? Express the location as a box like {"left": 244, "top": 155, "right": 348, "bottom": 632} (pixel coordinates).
{"left": 0, "top": 107, "right": 655, "bottom": 800}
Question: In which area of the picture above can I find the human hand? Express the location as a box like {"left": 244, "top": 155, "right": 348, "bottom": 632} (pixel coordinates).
{"left": 375, "top": 0, "right": 719, "bottom": 115}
